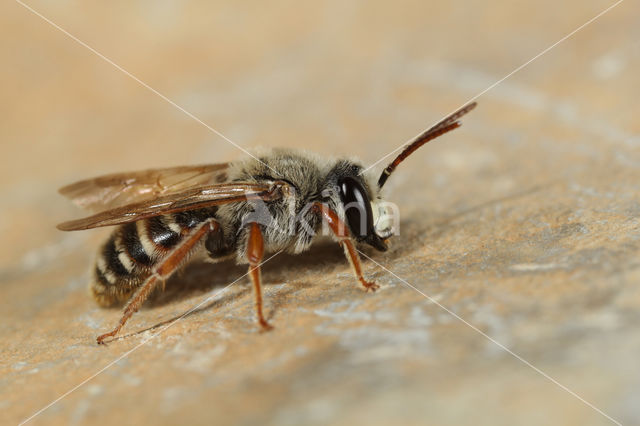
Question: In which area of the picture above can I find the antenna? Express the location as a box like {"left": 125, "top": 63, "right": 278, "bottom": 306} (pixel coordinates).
{"left": 378, "top": 102, "right": 477, "bottom": 189}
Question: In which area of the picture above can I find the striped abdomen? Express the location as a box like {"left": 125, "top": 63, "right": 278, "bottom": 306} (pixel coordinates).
{"left": 91, "top": 208, "right": 216, "bottom": 307}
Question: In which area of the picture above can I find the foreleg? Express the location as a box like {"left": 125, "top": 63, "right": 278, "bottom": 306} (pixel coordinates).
{"left": 311, "top": 203, "right": 379, "bottom": 291}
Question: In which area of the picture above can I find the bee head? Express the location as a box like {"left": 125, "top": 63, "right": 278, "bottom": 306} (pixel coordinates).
{"left": 338, "top": 175, "right": 392, "bottom": 251}
{"left": 325, "top": 161, "right": 391, "bottom": 252}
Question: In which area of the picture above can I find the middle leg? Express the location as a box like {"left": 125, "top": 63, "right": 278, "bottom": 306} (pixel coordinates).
{"left": 246, "top": 222, "right": 272, "bottom": 330}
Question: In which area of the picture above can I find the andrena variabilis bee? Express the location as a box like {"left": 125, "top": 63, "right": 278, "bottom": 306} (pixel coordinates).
{"left": 58, "top": 103, "right": 476, "bottom": 344}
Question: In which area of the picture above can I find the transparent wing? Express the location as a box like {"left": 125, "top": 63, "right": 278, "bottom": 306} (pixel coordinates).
{"left": 57, "top": 181, "right": 284, "bottom": 231}
{"left": 59, "top": 163, "right": 230, "bottom": 212}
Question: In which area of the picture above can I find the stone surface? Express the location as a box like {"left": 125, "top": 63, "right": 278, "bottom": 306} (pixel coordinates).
{"left": 2, "top": 1, "right": 639, "bottom": 425}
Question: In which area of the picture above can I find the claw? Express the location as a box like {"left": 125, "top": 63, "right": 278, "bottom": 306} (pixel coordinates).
{"left": 362, "top": 281, "right": 380, "bottom": 292}
{"left": 96, "top": 330, "right": 118, "bottom": 345}
{"left": 258, "top": 319, "right": 274, "bottom": 332}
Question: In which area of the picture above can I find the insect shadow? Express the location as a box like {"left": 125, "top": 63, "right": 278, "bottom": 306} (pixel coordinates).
{"left": 112, "top": 239, "right": 350, "bottom": 340}
{"left": 148, "top": 239, "right": 347, "bottom": 306}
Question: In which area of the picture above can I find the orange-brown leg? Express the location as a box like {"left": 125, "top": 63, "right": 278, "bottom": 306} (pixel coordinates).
{"left": 96, "top": 219, "right": 219, "bottom": 344}
{"left": 247, "top": 222, "right": 272, "bottom": 330}
{"left": 311, "top": 203, "right": 379, "bottom": 291}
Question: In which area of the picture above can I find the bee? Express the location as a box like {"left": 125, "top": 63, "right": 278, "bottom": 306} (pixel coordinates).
{"left": 58, "top": 103, "right": 476, "bottom": 344}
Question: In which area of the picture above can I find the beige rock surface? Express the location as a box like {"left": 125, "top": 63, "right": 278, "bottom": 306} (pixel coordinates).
{"left": 1, "top": 1, "right": 639, "bottom": 425}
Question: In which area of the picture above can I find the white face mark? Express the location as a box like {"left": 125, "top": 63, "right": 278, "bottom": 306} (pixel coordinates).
{"left": 371, "top": 200, "right": 398, "bottom": 239}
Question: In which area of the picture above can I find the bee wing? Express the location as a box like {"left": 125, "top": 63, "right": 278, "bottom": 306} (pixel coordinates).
{"left": 59, "top": 163, "right": 230, "bottom": 212}
{"left": 57, "top": 181, "right": 283, "bottom": 231}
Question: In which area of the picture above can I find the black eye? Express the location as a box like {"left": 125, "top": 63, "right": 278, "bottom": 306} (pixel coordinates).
{"left": 338, "top": 177, "right": 373, "bottom": 239}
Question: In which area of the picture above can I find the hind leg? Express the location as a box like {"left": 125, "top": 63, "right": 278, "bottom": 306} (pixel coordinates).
{"left": 96, "top": 219, "right": 219, "bottom": 344}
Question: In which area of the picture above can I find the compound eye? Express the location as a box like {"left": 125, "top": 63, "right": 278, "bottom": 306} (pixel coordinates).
{"left": 338, "top": 177, "right": 373, "bottom": 238}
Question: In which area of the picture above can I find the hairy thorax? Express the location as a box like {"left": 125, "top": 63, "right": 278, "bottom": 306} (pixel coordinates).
{"left": 216, "top": 148, "right": 332, "bottom": 260}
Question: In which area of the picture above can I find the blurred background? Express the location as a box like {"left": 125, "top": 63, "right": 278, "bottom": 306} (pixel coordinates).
{"left": 2, "top": 1, "right": 639, "bottom": 425}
